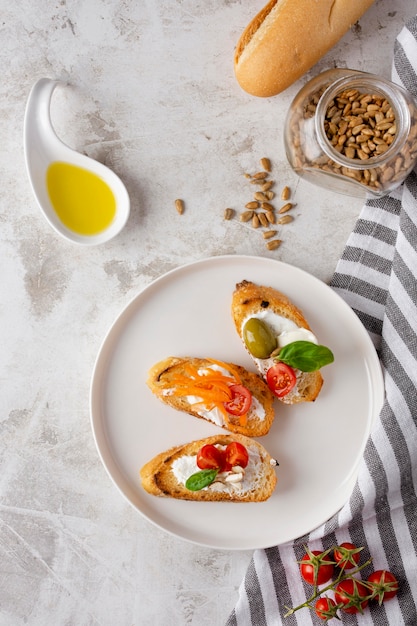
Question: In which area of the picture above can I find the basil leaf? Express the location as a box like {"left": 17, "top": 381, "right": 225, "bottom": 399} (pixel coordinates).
{"left": 185, "top": 469, "right": 218, "bottom": 491}
{"left": 275, "top": 341, "right": 334, "bottom": 372}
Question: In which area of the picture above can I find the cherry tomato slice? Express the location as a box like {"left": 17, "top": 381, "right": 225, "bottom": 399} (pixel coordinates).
{"left": 266, "top": 363, "right": 296, "bottom": 398}
{"left": 223, "top": 384, "right": 252, "bottom": 416}
{"left": 196, "top": 444, "right": 224, "bottom": 470}
{"left": 224, "top": 442, "right": 249, "bottom": 469}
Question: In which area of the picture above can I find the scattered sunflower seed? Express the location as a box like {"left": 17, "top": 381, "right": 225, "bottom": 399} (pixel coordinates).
{"left": 245, "top": 201, "right": 260, "bottom": 209}
{"left": 223, "top": 208, "right": 235, "bottom": 220}
{"left": 279, "top": 202, "right": 293, "bottom": 214}
{"left": 278, "top": 215, "right": 294, "bottom": 224}
{"left": 263, "top": 230, "right": 277, "bottom": 239}
{"left": 281, "top": 186, "right": 291, "bottom": 201}
{"left": 260, "top": 157, "right": 271, "bottom": 172}
{"left": 258, "top": 212, "right": 269, "bottom": 227}
{"left": 252, "top": 213, "right": 260, "bottom": 228}
{"left": 240, "top": 210, "right": 254, "bottom": 222}
{"left": 254, "top": 191, "right": 269, "bottom": 202}
{"left": 261, "top": 201, "right": 275, "bottom": 212}
{"left": 175, "top": 199, "right": 184, "bottom": 214}
{"left": 266, "top": 239, "right": 282, "bottom": 250}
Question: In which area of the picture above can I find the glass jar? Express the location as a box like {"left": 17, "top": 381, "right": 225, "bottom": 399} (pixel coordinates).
{"left": 284, "top": 68, "right": 417, "bottom": 197}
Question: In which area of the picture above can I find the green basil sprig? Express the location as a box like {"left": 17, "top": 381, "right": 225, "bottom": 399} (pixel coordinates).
{"left": 274, "top": 341, "right": 334, "bottom": 372}
{"left": 185, "top": 469, "right": 219, "bottom": 491}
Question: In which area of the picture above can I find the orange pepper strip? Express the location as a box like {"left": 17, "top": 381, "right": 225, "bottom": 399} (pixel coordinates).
{"left": 160, "top": 359, "right": 251, "bottom": 426}
{"left": 206, "top": 359, "right": 242, "bottom": 385}
{"left": 239, "top": 413, "right": 248, "bottom": 427}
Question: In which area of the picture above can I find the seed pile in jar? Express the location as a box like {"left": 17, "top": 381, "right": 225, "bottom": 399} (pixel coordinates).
{"left": 290, "top": 86, "right": 417, "bottom": 192}
{"left": 223, "top": 158, "right": 295, "bottom": 251}
{"left": 323, "top": 89, "right": 396, "bottom": 161}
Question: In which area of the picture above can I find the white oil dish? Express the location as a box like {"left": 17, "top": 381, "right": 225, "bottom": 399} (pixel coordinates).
{"left": 23, "top": 78, "right": 130, "bottom": 246}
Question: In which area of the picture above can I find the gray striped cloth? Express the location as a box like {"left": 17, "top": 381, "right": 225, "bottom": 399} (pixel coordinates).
{"left": 226, "top": 15, "right": 417, "bottom": 626}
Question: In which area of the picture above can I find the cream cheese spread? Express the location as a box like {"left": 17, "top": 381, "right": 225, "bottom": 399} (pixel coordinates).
{"left": 163, "top": 363, "right": 266, "bottom": 426}
{"left": 243, "top": 310, "right": 318, "bottom": 390}
{"left": 171, "top": 447, "right": 263, "bottom": 494}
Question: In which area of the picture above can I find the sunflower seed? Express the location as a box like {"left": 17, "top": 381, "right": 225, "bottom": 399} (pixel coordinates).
{"left": 240, "top": 210, "right": 254, "bottom": 222}
{"left": 278, "top": 215, "right": 294, "bottom": 224}
{"left": 260, "top": 157, "right": 271, "bottom": 171}
{"left": 281, "top": 186, "right": 291, "bottom": 201}
{"left": 175, "top": 199, "right": 184, "bottom": 214}
{"left": 279, "top": 202, "right": 293, "bottom": 214}
{"left": 266, "top": 239, "right": 282, "bottom": 250}
{"left": 223, "top": 208, "right": 235, "bottom": 220}
{"left": 258, "top": 212, "right": 269, "bottom": 227}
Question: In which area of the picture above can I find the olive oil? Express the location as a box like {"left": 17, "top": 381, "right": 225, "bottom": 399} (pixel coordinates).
{"left": 46, "top": 161, "right": 116, "bottom": 235}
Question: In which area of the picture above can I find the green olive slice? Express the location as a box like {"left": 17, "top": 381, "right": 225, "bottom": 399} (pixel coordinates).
{"left": 242, "top": 317, "right": 277, "bottom": 359}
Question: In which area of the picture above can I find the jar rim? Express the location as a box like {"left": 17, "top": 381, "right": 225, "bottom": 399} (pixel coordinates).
{"left": 314, "top": 73, "right": 410, "bottom": 170}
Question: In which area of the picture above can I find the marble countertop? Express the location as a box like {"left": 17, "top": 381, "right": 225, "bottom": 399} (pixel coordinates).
{"left": 2, "top": 1, "right": 416, "bottom": 624}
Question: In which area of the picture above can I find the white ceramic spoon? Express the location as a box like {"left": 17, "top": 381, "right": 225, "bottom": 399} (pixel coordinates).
{"left": 23, "top": 78, "right": 130, "bottom": 245}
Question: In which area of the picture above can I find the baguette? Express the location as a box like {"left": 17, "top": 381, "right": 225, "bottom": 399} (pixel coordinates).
{"left": 147, "top": 356, "right": 275, "bottom": 436}
{"left": 140, "top": 433, "right": 278, "bottom": 502}
{"left": 234, "top": 0, "right": 375, "bottom": 97}
{"left": 232, "top": 280, "right": 326, "bottom": 404}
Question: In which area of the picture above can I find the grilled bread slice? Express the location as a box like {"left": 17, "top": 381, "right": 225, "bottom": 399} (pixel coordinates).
{"left": 140, "top": 433, "right": 278, "bottom": 502}
{"left": 232, "top": 280, "right": 324, "bottom": 404}
{"left": 147, "top": 356, "right": 275, "bottom": 436}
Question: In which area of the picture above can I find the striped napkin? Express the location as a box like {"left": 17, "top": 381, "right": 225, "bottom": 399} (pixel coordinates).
{"left": 226, "top": 16, "right": 417, "bottom": 626}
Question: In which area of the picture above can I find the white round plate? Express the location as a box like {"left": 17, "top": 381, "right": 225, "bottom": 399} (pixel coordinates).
{"left": 90, "top": 255, "right": 384, "bottom": 550}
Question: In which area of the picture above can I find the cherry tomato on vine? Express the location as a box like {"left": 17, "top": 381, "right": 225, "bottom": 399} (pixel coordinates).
{"left": 223, "top": 384, "right": 252, "bottom": 416}
{"left": 300, "top": 550, "right": 334, "bottom": 586}
{"left": 196, "top": 444, "right": 224, "bottom": 471}
{"left": 334, "top": 542, "right": 362, "bottom": 570}
{"left": 315, "top": 597, "right": 338, "bottom": 621}
{"left": 367, "top": 570, "right": 399, "bottom": 604}
{"left": 224, "top": 441, "right": 249, "bottom": 469}
{"left": 334, "top": 579, "right": 369, "bottom": 614}
{"left": 266, "top": 363, "right": 296, "bottom": 398}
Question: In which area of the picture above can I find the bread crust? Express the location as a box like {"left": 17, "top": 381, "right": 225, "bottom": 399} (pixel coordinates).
{"left": 234, "top": 0, "right": 375, "bottom": 97}
{"left": 140, "top": 433, "right": 278, "bottom": 502}
{"left": 147, "top": 356, "right": 275, "bottom": 436}
{"left": 231, "top": 280, "right": 323, "bottom": 404}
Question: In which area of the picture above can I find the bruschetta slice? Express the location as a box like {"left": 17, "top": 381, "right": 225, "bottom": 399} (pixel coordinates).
{"left": 147, "top": 356, "right": 275, "bottom": 436}
{"left": 140, "top": 434, "right": 278, "bottom": 502}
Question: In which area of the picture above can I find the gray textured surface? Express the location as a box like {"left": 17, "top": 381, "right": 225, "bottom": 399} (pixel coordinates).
{"left": 1, "top": 1, "right": 416, "bottom": 624}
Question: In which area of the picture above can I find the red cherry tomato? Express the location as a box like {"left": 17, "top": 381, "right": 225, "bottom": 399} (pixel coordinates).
{"left": 196, "top": 444, "right": 224, "bottom": 470}
{"left": 266, "top": 363, "right": 296, "bottom": 398}
{"left": 224, "top": 442, "right": 249, "bottom": 469}
{"left": 223, "top": 384, "right": 252, "bottom": 416}
{"left": 315, "top": 597, "right": 337, "bottom": 620}
{"left": 334, "top": 542, "right": 361, "bottom": 570}
{"left": 300, "top": 551, "right": 334, "bottom": 586}
{"left": 367, "top": 570, "right": 399, "bottom": 603}
{"left": 334, "top": 579, "right": 369, "bottom": 614}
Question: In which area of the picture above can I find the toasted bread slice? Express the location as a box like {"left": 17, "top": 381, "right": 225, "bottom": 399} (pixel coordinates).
{"left": 140, "top": 434, "right": 278, "bottom": 501}
{"left": 232, "top": 280, "right": 323, "bottom": 404}
{"left": 147, "top": 356, "right": 275, "bottom": 436}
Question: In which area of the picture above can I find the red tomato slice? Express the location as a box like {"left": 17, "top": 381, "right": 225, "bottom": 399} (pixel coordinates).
{"left": 223, "top": 384, "right": 252, "bottom": 416}
{"left": 266, "top": 363, "right": 296, "bottom": 398}
{"left": 224, "top": 442, "right": 249, "bottom": 469}
{"left": 196, "top": 444, "right": 224, "bottom": 470}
